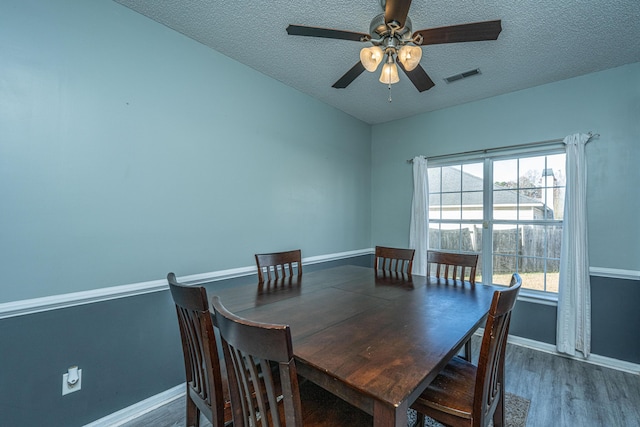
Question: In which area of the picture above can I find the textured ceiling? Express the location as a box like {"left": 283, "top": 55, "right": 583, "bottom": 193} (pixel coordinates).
{"left": 113, "top": 0, "right": 640, "bottom": 125}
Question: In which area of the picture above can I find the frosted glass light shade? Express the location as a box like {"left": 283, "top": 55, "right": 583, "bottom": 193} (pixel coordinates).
{"left": 379, "top": 61, "right": 400, "bottom": 84}
{"left": 360, "top": 46, "right": 384, "bottom": 72}
{"left": 398, "top": 45, "right": 422, "bottom": 71}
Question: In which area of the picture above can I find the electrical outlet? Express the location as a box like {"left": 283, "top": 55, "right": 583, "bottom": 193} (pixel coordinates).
{"left": 62, "top": 368, "right": 82, "bottom": 395}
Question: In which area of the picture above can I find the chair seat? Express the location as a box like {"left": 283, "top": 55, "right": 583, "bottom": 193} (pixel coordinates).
{"left": 411, "top": 356, "right": 477, "bottom": 420}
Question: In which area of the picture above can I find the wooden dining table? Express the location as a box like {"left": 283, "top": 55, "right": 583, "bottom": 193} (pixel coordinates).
{"left": 206, "top": 264, "right": 498, "bottom": 427}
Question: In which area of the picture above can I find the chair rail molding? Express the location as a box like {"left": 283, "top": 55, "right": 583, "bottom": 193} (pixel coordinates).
{"left": 589, "top": 266, "right": 640, "bottom": 281}
{"left": 2, "top": 260, "right": 636, "bottom": 320}
{"left": 0, "top": 248, "right": 374, "bottom": 319}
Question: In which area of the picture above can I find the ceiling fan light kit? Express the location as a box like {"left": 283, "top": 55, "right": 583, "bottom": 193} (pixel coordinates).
{"left": 379, "top": 56, "right": 400, "bottom": 84}
{"left": 397, "top": 45, "right": 422, "bottom": 71}
{"left": 286, "top": 0, "right": 502, "bottom": 96}
{"left": 360, "top": 46, "right": 384, "bottom": 72}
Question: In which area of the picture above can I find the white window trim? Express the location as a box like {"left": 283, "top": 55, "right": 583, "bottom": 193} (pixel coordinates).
{"left": 427, "top": 145, "right": 566, "bottom": 297}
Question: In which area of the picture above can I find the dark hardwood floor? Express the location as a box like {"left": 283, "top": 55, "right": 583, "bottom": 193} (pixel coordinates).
{"left": 122, "top": 337, "right": 640, "bottom": 427}
{"left": 503, "top": 342, "right": 640, "bottom": 426}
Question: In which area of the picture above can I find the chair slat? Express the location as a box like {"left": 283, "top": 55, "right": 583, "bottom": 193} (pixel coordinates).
{"left": 427, "top": 251, "right": 479, "bottom": 284}
{"left": 168, "top": 273, "right": 231, "bottom": 427}
{"left": 374, "top": 246, "right": 415, "bottom": 275}
{"left": 255, "top": 250, "right": 302, "bottom": 283}
{"left": 426, "top": 251, "right": 480, "bottom": 361}
{"left": 212, "top": 296, "right": 372, "bottom": 427}
{"left": 412, "top": 274, "right": 522, "bottom": 427}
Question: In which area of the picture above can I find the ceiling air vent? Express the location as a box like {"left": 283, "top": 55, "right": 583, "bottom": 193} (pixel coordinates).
{"left": 444, "top": 68, "right": 481, "bottom": 83}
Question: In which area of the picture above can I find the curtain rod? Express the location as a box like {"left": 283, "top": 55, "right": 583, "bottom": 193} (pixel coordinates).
{"left": 407, "top": 132, "right": 600, "bottom": 163}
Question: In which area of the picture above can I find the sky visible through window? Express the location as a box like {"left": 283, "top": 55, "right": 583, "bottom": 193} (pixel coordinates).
{"left": 448, "top": 155, "right": 566, "bottom": 186}
{"left": 429, "top": 153, "right": 566, "bottom": 292}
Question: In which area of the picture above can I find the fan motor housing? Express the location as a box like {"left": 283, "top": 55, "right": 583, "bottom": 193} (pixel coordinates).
{"left": 370, "top": 13, "right": 412, "bottom": 40}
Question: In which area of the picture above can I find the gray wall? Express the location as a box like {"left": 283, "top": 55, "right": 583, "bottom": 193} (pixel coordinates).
{"left": 1, "top": 0, "right": 638, "bottom": 425}
{"left": 1, "top": 291, "right": 183, "bottom": 426}
{"left": 2, "top": 257, "right": 636, "bottom": 426}
{"left": 509, "top": 275, "right": 640, "bottom": 365}
{"left": 0, "top": 255, "right": 373, "bottom": 427}
{"left": 371, "top": 62, "right": 640, "bottom": 363}
{"left": 371, "top": 63, "right": 640, "bottom": 272}
{"left": 0, "top": 0, "right": 372, "bottom": 303}
{"left": 590, "top": 276, "right": 640, "bottom": 362}
{"left": 0, "top": 0, "right": 371, "bottom": 424}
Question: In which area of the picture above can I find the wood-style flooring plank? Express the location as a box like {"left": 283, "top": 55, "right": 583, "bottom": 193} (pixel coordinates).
{"left": 125, "top": 337, "right": 640, "bottom": 427}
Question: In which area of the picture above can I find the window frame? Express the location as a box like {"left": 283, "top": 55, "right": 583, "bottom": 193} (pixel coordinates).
{"left": 426, "top": 145, "right": 566, "bottom": 302}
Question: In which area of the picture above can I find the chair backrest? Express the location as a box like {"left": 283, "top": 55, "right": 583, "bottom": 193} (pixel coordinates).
{"left": 167, "top": 273, "right": 227, "bottom": 427}
{"left": 427, "top": 250, "right": 479, "bottom": 283}
{"left": 212, "top": 295, "right": 303, "bottom": 427}
{"left": 473, "top": 273, "right": 522, "bottom": 426}
{"left": 374, "top": 246, "right": 415, "bottom": 274}
{"left": 255, "top": 249, "right": 302, "bottom": 282}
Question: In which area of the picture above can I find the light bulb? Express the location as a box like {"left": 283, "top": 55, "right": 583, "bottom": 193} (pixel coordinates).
{"left": 360, "top": 46, "right": 384, "bottom": 72}
{"left": 398, "top": 45, "right": 422, "bottom": 71}
{"left": 379, "top": 61, "right": 399, "bottom": 85}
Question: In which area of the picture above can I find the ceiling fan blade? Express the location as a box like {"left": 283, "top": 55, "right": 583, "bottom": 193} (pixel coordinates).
{"left": 384, "top": 0, "right": 412, "bottom": 30}
{"left": 398, "top": 62, "right": 435, "bottom": 92}
{"left": 332, "top": 62, "right": 366, "bottom": 89}
{"left": 286, "top": 25, "right": 371, "bottom": 42}
{"left": 413, "top": 20, "right": 502, "bottom": 45}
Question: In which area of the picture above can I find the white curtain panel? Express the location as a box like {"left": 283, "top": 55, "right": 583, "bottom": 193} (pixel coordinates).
{"left": 409, "top": 156, "right": 429, "bottom": 276}
{"left": 557, "top": 133, "right": 591, "bottom": 358}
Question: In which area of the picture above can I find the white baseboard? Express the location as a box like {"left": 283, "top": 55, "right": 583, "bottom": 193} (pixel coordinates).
{"left": 474, "top": 331, "right": 640, "bottom": 375}
{"left": 0, "top": 248, "right": 374, "bottom": 319}
{"left": 89, "top": 334, "right": 639, "bottom": 426}
{"left": 84, "top": 384, "right": 185, "bottom": 427}
{"left": 507, "top": 335, "right": 640, "bottom": 374}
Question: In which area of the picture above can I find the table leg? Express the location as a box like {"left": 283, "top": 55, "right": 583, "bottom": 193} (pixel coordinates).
{"left": 373, "top": 400, "right": 408, "bottom": 427}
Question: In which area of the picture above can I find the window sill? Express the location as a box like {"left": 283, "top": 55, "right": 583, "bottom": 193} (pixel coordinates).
{"left": 482, "top": 282, "right": 558, "bottom": 306}
{"left": 517, "top": 289, "right": 558, "bottom": 306}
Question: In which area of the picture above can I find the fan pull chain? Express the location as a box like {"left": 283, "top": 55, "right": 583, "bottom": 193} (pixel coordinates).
{"left": 387, "top": 83, "right": 393, "bottom": 103}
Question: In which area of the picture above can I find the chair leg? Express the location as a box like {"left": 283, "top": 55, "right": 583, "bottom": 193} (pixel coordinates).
{"left": 185, "top": 395, "right": 200, "bottom": 427}
{"left": 492, "top": 391, "right": 505, "bottom": 427}
{"left": 464, "top": 340, "right": 472, "bottom": 362}
{"left": 415, "top": 412, "right": 426, "bottom": 427}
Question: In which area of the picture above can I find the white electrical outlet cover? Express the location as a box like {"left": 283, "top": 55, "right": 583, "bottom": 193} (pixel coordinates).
{"left": 62, "top": 369, "right": 82, "bottom": 395}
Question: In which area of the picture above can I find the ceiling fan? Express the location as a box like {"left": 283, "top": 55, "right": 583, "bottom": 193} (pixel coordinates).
{"left": 286, "top": 0, "right": 502, "bottom": 92}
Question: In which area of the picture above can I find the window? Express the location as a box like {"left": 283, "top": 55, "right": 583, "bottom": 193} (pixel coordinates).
{"left": 428, "top": 163, "right": 485, "bottom": 280}
{"left": 428, "top": 149, "right": 566, "bottom": 294}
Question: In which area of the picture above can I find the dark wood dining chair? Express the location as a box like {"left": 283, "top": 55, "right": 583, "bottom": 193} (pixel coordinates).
{"left": 211, "top": 295, "right": 373, "bottom": 427}
{"left": 167, "top": 273, "right": 232, "bottom": 427}
{"left": 255, "top": 249, "right": 302, "bottom": 282}
{"left": 374, "top": 246, "right": 415, "bottom": 275}
{"left": 411, "top": 273, "right": 522, "bottom": 427}
{"left": 427, "top": 250, "right": 479, "bottom": 283}
{"left": 427, "top": 250, "right": 480, "bottom": 360}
